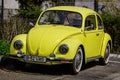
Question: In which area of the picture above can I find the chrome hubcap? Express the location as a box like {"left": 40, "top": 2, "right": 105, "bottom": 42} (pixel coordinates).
{"left": 75, "top": 48, "right": 83, "bottom": 72}
{"left": 105, "top": 44, "right": 110, "bottom": 63}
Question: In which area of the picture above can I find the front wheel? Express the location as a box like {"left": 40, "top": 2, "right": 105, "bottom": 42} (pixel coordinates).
{"left": 99, "top": 43, "right": 111, "bottom": 65}
{"left": 70, "top": 47, "right": 83, "bottom": 74}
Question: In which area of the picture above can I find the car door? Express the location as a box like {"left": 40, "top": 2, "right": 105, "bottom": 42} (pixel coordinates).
{"left": 96, "top": 14, "right": 105, "bottom": 55}
{"left": 84, "top": 14, "right": 101, "bottom": 58}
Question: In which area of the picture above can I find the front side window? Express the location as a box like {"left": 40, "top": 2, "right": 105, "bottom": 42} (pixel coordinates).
{"left": 39, "top": 10, "right": 82, "bottom": 28}
{"left": 85, "top": 15, "right": 96, "bottom": 30}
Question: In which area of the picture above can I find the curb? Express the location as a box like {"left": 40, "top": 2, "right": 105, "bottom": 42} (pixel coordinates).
{"left": 110, "top": 54, "right": 120, "bottom": 58}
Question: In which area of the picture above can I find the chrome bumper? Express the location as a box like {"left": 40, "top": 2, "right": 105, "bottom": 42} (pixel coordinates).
{"left": 8, "top": 54, "right": 73, "bottom": 64}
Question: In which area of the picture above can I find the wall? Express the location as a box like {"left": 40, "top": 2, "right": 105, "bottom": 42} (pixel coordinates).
{"left": 4, "top": 0, "right": 19, "bottom": 9}
{"left": 4, "top": 0, "right": 19, "bottom": 19}
{"left": 75, "top": 0, "right": 94, "bottom": 10}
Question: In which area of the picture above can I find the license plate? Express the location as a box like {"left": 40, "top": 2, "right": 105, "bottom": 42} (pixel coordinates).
{"left": 23, "top": 56, "right": 46, "bottom": 62}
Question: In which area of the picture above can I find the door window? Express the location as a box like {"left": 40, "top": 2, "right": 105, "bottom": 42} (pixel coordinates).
{"left": 85, "top": 15, "right": 96, "bottom": 30}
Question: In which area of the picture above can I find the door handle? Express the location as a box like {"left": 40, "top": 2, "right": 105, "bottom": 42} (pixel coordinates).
{"left": 96, "top": 33, "right": 99, "bottom": 36}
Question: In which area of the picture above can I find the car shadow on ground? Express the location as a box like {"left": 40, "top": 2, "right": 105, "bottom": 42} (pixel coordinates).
{"left": 0, "top": 58, "right": 101, "bottom": 75}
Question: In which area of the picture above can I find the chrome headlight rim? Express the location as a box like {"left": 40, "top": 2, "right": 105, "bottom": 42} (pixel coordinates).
{"left": 59, "top": 44, "right": 69, "bottom": 54}
{"left": 14, "top": 40, "right": 23, "bottom": 50}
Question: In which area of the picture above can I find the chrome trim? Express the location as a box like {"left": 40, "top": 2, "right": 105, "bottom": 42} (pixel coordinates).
{"left": 87, "top": 55, "right": 101, "bottom": 63}
{"left": 8, "top": 54, "right": 73, "bottom": 64}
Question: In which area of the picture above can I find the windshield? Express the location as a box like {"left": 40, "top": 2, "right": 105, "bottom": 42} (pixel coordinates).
{"left": 39, "top": 10, "right": 82, "bottom": 28}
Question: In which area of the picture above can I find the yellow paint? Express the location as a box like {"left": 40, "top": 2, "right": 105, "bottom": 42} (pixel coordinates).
{"left": 10, "top": 6, "right": 112, "bottom": 65}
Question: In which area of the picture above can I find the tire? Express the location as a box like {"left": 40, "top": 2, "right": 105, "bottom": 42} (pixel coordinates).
{"left": 13, "top": 60, "right": 26, "bottom": 70}
{"left": 99, "top": 43, "right": 110, "bottom": 65}
{"left": 70, "top": 47, "right": 83, "bottom": 74}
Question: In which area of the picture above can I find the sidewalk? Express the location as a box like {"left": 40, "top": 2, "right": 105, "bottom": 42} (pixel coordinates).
{"left": 110, "top": 54, "right": 120, "bottom": 58}
{"left": 109, "top": 53, "right": 120, "bottom": 64}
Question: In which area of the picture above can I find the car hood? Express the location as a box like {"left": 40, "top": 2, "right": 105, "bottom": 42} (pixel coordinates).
{"left": 27, "top": 25, "right": 81, "bottom": 56}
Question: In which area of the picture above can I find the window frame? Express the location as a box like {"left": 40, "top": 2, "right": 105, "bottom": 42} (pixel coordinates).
{"left": 97, "top": 15, "right": 104, "bottom": 30}
{"left": 85, "top": 15, "right": 97, "bottom": 31}
{"left": 38, "top": 10, "right": 83, "bottom": 28}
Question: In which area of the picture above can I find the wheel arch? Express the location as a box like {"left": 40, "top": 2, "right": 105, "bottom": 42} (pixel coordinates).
{"left": 69, "top": 44, "right": 85, "bottom": 74}
{"left": 101, "top": 33, "right": 112, "bottom": 58}
{"left": 55, "top": 38, "right": 85, "bottom": 60}
{"left": 79, "top": 45, "right": 86, "bottom": 65}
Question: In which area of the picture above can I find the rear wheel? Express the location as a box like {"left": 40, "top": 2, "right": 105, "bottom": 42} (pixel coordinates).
{"left": 99, "top": 43, "right": 110, "bottom": 65}
{"left": 13, "top": 60, "right": 26, "bottom": 70}
{"left": 70, "top": 47, "right": 83, "bottom": 74}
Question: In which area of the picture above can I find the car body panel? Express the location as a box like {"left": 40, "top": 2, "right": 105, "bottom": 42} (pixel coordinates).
{"left": 84, "top": 30, "right": 103, "bottom": 58}
{"left": 100, "top": 33, "right": 112, "bottom": 58}
{"left": 10, "top": 34, "right": 27, "bottom": 55}
{"left": 27, "top": 25, "right": 81, "bottom": 56}
{"left": 9, "top": 6, "right": 112, "bottom": 65}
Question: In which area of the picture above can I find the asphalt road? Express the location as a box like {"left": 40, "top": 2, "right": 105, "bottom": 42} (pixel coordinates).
{"left": 0, "top": 54, "right": 120, "bottom": 80}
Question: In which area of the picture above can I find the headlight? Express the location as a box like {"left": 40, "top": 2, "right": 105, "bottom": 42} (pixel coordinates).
{"left": 59, "top": 44, "right": 69, "bottom": 54}
{"left": 14, "top": 40, "right": 23, "bottom": 50}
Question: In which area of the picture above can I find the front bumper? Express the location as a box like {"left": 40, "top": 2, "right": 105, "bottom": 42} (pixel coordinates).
{"left": 8, "top": 54, "right": 73, "bottom": 64}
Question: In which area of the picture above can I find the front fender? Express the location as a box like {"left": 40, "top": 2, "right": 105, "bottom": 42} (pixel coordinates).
{"left": 54, "top": 38, "right": 83, "bottom": 59}
{"left": 10, "top": 34, "right": 27, "bottom": 55}
{"left": 101, "top": 33, "right": 112, "bottom": 58}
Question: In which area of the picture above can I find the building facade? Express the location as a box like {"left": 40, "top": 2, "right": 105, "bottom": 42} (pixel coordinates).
{"left": 1, "top": 0, "right": 19, "bottom": 20}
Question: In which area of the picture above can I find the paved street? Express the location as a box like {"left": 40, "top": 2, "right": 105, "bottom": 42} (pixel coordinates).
{"left": 0, "top": 54, "right": 120, "bottom": 80}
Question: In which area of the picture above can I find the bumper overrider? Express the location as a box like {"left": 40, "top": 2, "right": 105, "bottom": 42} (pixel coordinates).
{"left": 8, "top": 54, "right": 73, "bottom": 64}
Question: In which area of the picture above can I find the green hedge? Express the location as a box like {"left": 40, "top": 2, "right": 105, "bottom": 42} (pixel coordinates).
{"left": 0, "top": 40, "right": 10, "bottom": 55}
{"left": 101, "top": 13, "right": 120, "bottom": 53}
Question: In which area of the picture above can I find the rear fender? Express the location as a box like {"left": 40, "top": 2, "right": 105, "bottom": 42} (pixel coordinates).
{"left": 101, "top": 33, "right": 112, "bottom": 58}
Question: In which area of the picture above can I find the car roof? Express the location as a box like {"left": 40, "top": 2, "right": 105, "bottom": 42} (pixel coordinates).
{"left": 46, "top": 6, "right": 97, "bottom": 15}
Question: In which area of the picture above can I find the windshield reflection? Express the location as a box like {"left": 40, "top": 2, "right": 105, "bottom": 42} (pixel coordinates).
{"left": 39, "top": 10, "right": 82, "bottom": 28}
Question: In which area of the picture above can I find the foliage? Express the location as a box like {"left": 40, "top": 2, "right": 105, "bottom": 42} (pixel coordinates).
{"left": 17, "top": 0, "right": 42, "bottom": 18}
{"left": 18, "top": 5, "right": 42, "bottom": 18}
{"left": 101, "top": 13, "right": 120, "bottom": 53}
{"left": 0, "top": 17, "right": 34, "bottom": 43}
{"left": 0, "top": 0, "right": 42, "bottom": 43}
{"left": 0, "top": 40, "right": 10, "bottom": 55}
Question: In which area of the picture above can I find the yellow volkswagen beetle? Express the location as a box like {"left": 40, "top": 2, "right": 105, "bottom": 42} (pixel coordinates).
{"left": 9, "top": 6, "right": 112, "bottom": 74}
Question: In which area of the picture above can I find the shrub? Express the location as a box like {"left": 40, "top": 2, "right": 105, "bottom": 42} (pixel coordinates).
{"left": 0, "top": 40, "right": 10, "bottom": 55}
{"left": 19, "top": 5, "right": 42, "bottom": 18}
{"left": 101, "top": 13, "right": 120, "bottom": 53}
{"left": 18, "top": 0, "right": 42, "bottom": 18}
{"left": 0, "top": 16, "right": 35, "bottom": 43}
